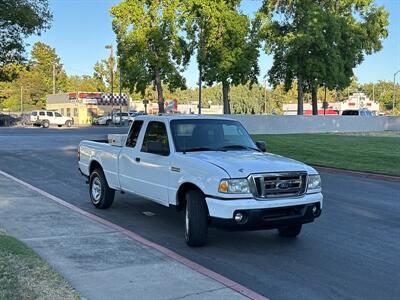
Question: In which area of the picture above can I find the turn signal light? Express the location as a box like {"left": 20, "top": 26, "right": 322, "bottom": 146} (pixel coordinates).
{"left": 218, "top": 180, "right": 228, "bottom": 193}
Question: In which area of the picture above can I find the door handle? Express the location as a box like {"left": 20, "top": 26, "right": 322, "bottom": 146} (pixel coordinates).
{"left": 135, "top": 157, "right": 140, "bottom": 163}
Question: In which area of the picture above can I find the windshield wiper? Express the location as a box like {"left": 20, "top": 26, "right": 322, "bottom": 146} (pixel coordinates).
{"left": 218, "top": 145, "right": 261, "bottom": 152}
{"left": 183, "top": 147, "right": 216, "bottom": 153}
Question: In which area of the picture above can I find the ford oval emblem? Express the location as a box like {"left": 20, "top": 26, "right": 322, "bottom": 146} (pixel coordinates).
{"left": 277, "top": 181, "right": 290, "bottom": 190}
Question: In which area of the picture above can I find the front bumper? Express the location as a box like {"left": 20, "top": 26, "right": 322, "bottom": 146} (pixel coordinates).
{"left": 205, "top": 193, "right": 323, "bottom": 230}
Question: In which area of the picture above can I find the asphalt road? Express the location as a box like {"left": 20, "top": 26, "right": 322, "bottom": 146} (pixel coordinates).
{"left": 0, "top": 127, "right": 399, "bottom": 300}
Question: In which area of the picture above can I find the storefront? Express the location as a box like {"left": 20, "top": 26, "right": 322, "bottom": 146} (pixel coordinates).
{"left": 46, "top": 92, "right": 130, "bottom": 125}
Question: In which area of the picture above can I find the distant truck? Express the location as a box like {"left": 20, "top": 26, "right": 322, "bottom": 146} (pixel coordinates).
{"left": 31, "top": 110, "right": 73, "bottom": 128}
{"left": 78, "top": 115, "right": 323, "bottom": 246}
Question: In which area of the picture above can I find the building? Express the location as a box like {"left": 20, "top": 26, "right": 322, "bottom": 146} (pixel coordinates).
{"left": 283, "top": 93, "right": 379, "bottom": 115}
{"left": 46, "top": 92, "right": 130, "bottom": 125}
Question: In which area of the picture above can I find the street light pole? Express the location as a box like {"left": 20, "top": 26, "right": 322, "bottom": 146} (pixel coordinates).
{"left": 393, "top": 70, "right": 400, "bottom": 114}
{"left": 105, "top": 44, "right": 114, "bottom": 112}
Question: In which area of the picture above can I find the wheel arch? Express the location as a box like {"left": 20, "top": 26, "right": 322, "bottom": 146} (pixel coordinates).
{"left": 89, "top": 160, "right": 103, "bottom": 175}
{"left": 176, "top": 182, "right": 205, "bottom": 212}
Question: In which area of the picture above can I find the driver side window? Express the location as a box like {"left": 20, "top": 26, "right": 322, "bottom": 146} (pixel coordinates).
{"left": 141, "top": 121, "right": 170, "bottom": 156}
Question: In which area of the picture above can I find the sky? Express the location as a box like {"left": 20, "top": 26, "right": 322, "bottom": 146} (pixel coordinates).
{"left": 27, "top": 0, "right": 400, "bottom": 88}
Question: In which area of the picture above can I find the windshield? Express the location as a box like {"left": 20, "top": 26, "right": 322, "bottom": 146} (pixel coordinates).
{"left": 170, "top": 119, "right": 257, "bottom": 152}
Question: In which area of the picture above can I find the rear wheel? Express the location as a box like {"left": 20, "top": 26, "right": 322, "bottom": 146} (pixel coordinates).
{"left": 42, "top": 120, "right": 50, "bottom": 128}
{"left": 278, "top": 224, "right": 302, "bottom": 237}
{"left": 89, "top": 168, "right": 115, "bottom": 209}
{"left": 184, "top": 190, "right": 208, "bottom": 247}
{"left": 106, "top": 119, "right": 112, "bottom": 126}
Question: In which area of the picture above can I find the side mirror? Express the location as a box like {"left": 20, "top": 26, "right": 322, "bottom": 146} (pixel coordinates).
{"left": 147, "top": 141, "right": 169, "bottom": 156}
{"left": 256, "top": 141, "right": 267, "bottom": 152}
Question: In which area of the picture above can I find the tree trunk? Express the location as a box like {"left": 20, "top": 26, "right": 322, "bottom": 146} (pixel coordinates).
{"left": 311, "top": 85, "right": 318, "bottom": 115}
{"left": 154, "top": 69, "right": 164, "bottom": 113}
{"left": 297, "top": 75, "right": 304, "bottom": 115}
{"left": 222, "top": 80, "right": 231, "bottom": 114}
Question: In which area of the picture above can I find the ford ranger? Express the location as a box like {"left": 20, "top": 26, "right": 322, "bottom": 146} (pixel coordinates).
{"left": 78, "top": 115, "right": 323, "bottom": 246}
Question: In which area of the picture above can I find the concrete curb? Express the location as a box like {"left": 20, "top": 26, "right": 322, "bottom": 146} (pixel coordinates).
{"left": 0, "top": 169, "right": 268, "bottom": 300}
{"left": 314, "top": 165, "right": 400, "bottom": 182}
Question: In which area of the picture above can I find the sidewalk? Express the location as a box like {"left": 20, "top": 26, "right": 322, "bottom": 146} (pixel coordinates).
{"left": 0, "top": 174, "right": 249, "bottom": 300}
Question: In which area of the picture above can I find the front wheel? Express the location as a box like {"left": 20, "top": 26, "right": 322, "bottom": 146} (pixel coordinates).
{"left": 89, "top": 168, "right": 115, "bottom": 209}
{"left": 65, "top": 120, "right": 72, "bottom": 127}
{"left": 184, "top": 190, "right": 208, "bottom": 247}
{"left": 278, "top": 224, "right": 302, "bottom": 238}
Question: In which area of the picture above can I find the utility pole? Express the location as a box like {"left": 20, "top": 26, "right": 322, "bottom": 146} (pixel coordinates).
{"left": 119, "top": 55, "right": 122, "bottom": 126}
{"left": 264, "top": 79, "right": 268, "bottom": 114}
{"left": 393, "top": 70, "right": 400, "bottom": 114}
{"left": 52, "top": 64, "right": 56, "bottom": 94}
{"left": 198, "top": 67, "right": 202, "bottom": 114}
{"left": 20, "top": 86, "right": 23, "bottom": 115}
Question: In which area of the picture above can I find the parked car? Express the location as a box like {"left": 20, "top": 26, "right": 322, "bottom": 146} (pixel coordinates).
{"left": 97, "top": 112, "right": 130, "bottom": 125}
{"left": 78, "top": 115, "right": 323, "bottom": 247}
{"left": 342, "top": 109, "right": 374, "bottom": 116}
{"left": 31, "top": 110, "right": 73, "bottom": 128}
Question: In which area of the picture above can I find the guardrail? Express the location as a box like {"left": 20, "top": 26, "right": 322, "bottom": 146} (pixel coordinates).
{"left": 227, "top": 115, "right": 400, "bottom": 134}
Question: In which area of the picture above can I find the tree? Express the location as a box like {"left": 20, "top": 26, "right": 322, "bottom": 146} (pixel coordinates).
{"left": 93, "top": 58, "right": 120, "bottom": 93}
{"left": 260, "top": 0, "right": 389, "bottom": 115}
{"left": 186, "top": 0, "right": 260, "bottom": 114}
{"left": 30, "top": 42, "right": 67, "bottom": 93}
{"left": 110, "top": 0, "right": 191, "bottom": 113}
{"left": 67, "top": 75, "right": 104, "bottom": 92}
{"left": 0, "top": 0, "right": 52, "bottom": 79}
{"left": 0, "top": 42, "right": 67, "bottom": 110}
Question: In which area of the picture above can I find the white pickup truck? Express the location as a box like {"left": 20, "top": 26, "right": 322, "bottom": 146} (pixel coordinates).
{"left": 78, "top": 115, "right": 323, "bottom": 246}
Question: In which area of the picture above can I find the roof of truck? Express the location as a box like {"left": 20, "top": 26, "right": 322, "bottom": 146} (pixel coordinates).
{"left": 134, "top": 114, "right": 236, "bottom": 121}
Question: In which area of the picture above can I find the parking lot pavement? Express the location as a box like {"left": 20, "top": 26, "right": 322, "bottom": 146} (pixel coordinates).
{"left": 0, "top": 173, "right": 250, "bottom": 300}
{"left": 0, "top": 127, "right": 399, "bottom": 300}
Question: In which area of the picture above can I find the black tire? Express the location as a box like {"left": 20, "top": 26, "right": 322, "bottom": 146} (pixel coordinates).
{"left": 89, "top": 168, "right": 115, "bottom": 209}
{"left": 42, "top": 120, "right": 50, "bottom": 128}
{"left": 184, "top": 190, "right": 208, "bottom": 247}
{"left": 106, "top": 119, "right": 112, "bottom": 126}
{"left": 278, "top": 224, "right": 302, "bottom": 238}
{"left": 65, "top": 120, "right": 72, "bottom": 127}
{"left": 57, "top": 125, "right": 62, "bottom": 127}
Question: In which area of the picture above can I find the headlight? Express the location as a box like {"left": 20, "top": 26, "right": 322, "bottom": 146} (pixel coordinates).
{"left": 307, "top": 174, "right": 321, "bottom": 193}
{"left": 218, "top": 179, "right": 250, "bottom": 194}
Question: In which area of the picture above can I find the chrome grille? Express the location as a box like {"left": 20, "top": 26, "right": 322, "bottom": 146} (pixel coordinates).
{"left": 251, "top": 172, "right": 307, "bottom": 199}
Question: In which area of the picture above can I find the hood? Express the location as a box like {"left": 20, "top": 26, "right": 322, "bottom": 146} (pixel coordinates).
{"left": 187, "top": 151, "right": 313, "bottom": 178}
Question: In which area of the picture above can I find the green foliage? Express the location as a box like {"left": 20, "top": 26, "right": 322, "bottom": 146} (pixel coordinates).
{"left": 67, "top": 75, "right": 104, "bottom": 93}
{"left": 259, "top": 0, "right": 389, "bottom": 115}
{"left": 185, "top": 0, "right": 260, "bottom": 113}
{"left": 0, "top": 0, "right": 52, "bottom": 79}
{"left": 0, "top": 42, "right": 67, "bottom": 111}
{"left": 110, "top": 0, "right": 191, "bottom": 113}
{"left": 360, "top": 81, "right": 400, "bottom": 111}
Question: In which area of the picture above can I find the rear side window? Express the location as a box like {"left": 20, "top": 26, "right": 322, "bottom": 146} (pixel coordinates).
{"left": 31, "top": 112, "right": 37, "bottom": 116}
{"left": 47, "top": 112, "right": 53, "bottom": 117}
{"left": 39, "top": 111, "right": 45, "bottom": 116}
{"left": 126, "top": 121, "right": 144, "bottom": 148}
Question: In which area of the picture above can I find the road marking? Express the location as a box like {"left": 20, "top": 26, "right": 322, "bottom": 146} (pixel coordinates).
{"left": 0, "top": 169, "right": 269, "bottom": 300}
